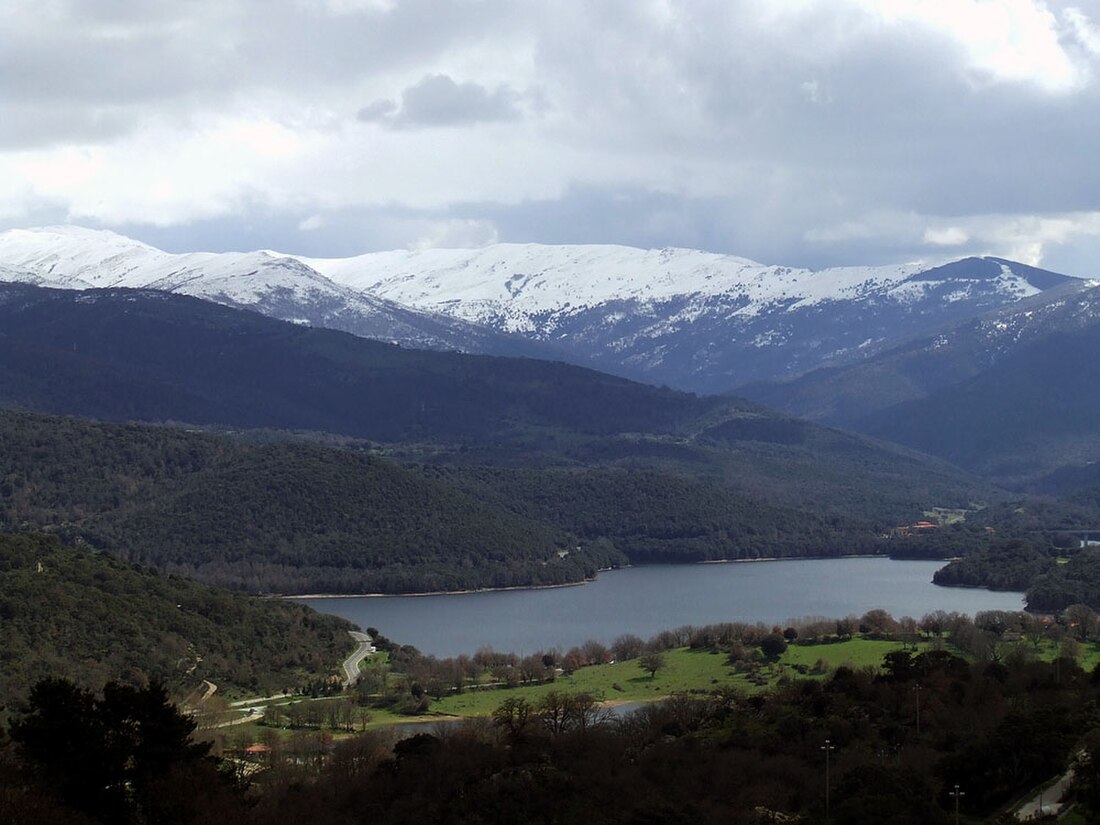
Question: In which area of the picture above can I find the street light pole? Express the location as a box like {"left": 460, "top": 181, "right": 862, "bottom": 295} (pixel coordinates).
{"left": 821, "top": 739, "right": 835, "bottom": 821}
{"left": 913, "top": 683, "right": 922, "bottom": 737}
{"left": 949, "top": 783, "right": 964, "bottom": 825}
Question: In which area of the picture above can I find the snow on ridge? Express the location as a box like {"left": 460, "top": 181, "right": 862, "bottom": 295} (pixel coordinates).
{"left": 0, "top": 226, "right": 539, "bottom": 351}
{"left": 0, "top": 225, "right": 1063, "bottom": 340}
{"left": 302, "top": 243, "right": 929, "bottom": 322}
{"left": 0, "top": 226, "right": 357, "bottom": 305}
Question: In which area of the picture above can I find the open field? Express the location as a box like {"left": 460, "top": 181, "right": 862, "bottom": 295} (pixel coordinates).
{"left": 215, "top": 634, "right": 1100, "bottom": 734}
{"left": 430, "top": 637, "right": 933, "bottom": 717}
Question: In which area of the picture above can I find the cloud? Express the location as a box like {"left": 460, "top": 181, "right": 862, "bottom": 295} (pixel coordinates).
{"left": 1066, "top": 7, "right": 1100, "bottom": 57}
{"left": 923, "top": 227, "right": 970, "bottom": 246}
{"left": 852, "top": 0, "right": 1083, "bottom": 91}
{"left": 358, "top": 74, "right": 525, "bottom": 128}
{"left": 1, "top": 0, "right": 1099, "bottom": 275}
{"left": 410, "top": 218, "right": 500, "bottom": 249}
{"left": 806, "top": 208, "right": 1100, "bottom": 268}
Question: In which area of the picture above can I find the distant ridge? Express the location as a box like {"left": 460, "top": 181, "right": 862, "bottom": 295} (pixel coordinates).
{"left": 741, "top": 278, "right": 1100, "bottom": 488}
{"left": 0, "top": 225, "right": 560, "bottom": 361}
{"left": 0, "top": 225, "right": 1078, "bottom": 392}
{"left": 0, "top": 281, "right": 996, "bottom": 521}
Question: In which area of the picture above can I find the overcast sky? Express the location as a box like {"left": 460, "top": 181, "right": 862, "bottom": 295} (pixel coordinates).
{"left": 2, "top": 0, "right": 1100, "bottom": 275}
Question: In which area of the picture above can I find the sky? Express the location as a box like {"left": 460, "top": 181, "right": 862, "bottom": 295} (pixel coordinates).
{"left": 2, "top": 0, "right": 1100, "bottom": 275}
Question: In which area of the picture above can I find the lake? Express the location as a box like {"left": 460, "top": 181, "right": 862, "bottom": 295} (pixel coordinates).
{"left": 297, "top": 558, "right": 1025, "bottom": 658}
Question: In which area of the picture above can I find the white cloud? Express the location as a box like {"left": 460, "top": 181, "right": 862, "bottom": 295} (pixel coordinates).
{"left": 0, "top": 0, "right": 1098, "bottom": 274}
{"left": 1066, "top": 7, "right": 1100, "bottom": 57}
{"left": 811, "top": 209, "right": 1100, "bottom": 269}
{"left": 853, "top": 0, "right": 1085, "bottom": 90}
{"left": 923, "top": 227, "right": 970, "bottom": 246}
{"left": 317, "top": 0, "right": 397, "bottom": 15}
{"left": 4, "top": 116, "right": 330, "bottom": 226}
{"left": 410, "top": 218, "right": 500, "bottom": 250}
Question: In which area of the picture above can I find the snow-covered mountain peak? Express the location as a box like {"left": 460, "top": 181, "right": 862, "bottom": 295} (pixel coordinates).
{"left": 302, "top": 243, "right": 920, "bottom": 316}
{"left": 0, "top": 226, "right": 560, "bottom": 357}
{"left": 0, "top": 226, "right": 1078, "bottom": 393}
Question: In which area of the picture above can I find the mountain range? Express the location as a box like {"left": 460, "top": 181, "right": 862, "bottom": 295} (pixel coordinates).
{"left": 0, "top": 225, "right": 1080, "bottom": 393}
{"left": 5, "top": 223, "right": 1100, "bottom": 759}
{"left": 0, "top": 281, "right": 993, "bottom": 524}
{"left": 743, "top": 278, "right": 1100, "bottom": 489}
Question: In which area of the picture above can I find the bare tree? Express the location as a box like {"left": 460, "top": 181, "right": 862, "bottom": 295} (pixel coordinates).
{"left": 639, "top": 652, "right": 666, "bottom": 679}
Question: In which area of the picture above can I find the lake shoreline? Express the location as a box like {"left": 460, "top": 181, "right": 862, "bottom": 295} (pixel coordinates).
{"left": 281, "top": 578, "right": 595, "bottom": 600}
{"left": 279, "top": 554, "right": 896, "bottom": 600}
{"left": 294, "top": 558, "right": 1026, "bottom": 659}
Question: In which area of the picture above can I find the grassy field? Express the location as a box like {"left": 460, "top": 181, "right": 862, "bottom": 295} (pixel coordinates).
{"left": 430, "top": 638, "right": 930, "bottom": 718}
{"left": 223, "top": 635, "right": 1100, "bottom": 733}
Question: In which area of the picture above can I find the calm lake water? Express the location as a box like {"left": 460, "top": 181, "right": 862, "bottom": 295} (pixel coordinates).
{"left": 298, "top": 558, "right": 1025, "bottom": 658}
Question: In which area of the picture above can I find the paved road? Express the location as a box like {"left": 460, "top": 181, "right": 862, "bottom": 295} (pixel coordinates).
{"left": 1016, "top": 769, "right": 1074, "bottom": 821}
{"left": 193, "top": 631, "right": 375, "bottom": 729}
{"left": 229, "top": 692, "right": 291, "bottom": 708}
{"left": 341, "top": 631, "right": 376, "bottom": 688}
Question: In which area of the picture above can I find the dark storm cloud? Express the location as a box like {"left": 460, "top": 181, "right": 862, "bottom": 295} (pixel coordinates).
{"left": 0, "top": 0, "right": 521, "bottom": 145}
{"left": 357, "top": 74, "right": 524, "bottom": 128}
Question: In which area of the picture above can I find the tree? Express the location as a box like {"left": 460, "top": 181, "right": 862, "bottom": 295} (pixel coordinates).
{"left": 760, "top": 634, "right": 788, "bottom": 659}
{"left": 10, "top": 678, "right": 235, "bottom": 823}
{"left": 492, "top": 697, "right": 534, "bottom": 740}
{"left": 639, "top": 652, "right": 666, "bottom": 679}
{"left": 881, "top": 650, "right": 915, "bottom": 682}
{"left": 1066, "top": 604, "right": 1098, "bottom": 641}
{"left": 1061, "top": 636, "right": 1082, "bottom": 661}
{"left": 611, "top": 634, "right": 646, "bottom": 661}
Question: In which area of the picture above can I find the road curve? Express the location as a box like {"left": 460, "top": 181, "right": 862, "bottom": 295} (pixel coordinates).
{"left": 1016, "top": 768, "right": 1074, "bottom": 821}
{"left": 342, "top": 631, "right": 376, "bottom": 688}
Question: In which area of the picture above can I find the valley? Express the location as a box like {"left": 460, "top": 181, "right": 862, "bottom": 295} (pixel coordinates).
{"left": 1, "top": 232, "right": 1099, "bottom": 823}
{"left": 9, "top": 5, "right": 1100, "bottom": 820}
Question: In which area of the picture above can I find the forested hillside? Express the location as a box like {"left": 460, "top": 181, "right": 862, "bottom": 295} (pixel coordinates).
{"left": 0, "top": 407, "right": 896, "bottom": 593}
{"left": 0, "top": 532, "right": 354, "bottom": 714}
{"left": 924, "top": 496, "right": 1100, "bottom": 610}
{"left": 0, "top": 409, "right": 615, "bottom": 594}
{"left": 425, "top": 466, "right": 881, "bottom": 562}
{"left": 0, "top": 282, "right": 998, "bottom": 523}
{"left": 0, "top": 282, "right": 730, "bottom": 442}
{"left": 9, "top": 638, "right": 1100, "bottom": 823}
{"left": 858, "top": 323, "right": 1100, "bottom": 484}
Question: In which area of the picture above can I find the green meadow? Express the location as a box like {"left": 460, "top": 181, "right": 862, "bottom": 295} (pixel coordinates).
{"left": 429, "top": 637, "right": 932, "bottom": 718}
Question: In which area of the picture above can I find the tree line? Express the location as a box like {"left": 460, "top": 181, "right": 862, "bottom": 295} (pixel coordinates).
{"left": 9, "top": 608, "right": 1100, "bottom": 822}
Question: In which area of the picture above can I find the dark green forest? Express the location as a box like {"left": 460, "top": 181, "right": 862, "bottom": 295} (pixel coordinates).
{"left": 424, "top": 465, "right": 881, "bottom": 562}
{"left": 0, "top": 282, "right": 997, "bottom": 524}
{"left": 0, "top": 533, "right": 353, "bottom": 715}
{"left": 9, "top": 404, "right": 1100, "bottom": 604}
{"left": 0, "top": 408, "right": 616, "bottom": 594}
{"left": 0, "top": 406, "right": 898, "bottom": 593}
{"left": 922, "top": 496, "right": 1100, "bottom": 610}
{"left": 6, "top": 637, "right": 1100, "bottom": 823}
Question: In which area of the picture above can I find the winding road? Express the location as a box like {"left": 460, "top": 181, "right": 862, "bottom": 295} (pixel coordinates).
{"left": 341, "top": 631, "right": 376, "bottom": 688}
{"left": 193, "top": 631, "right": 376, "bottom": 729}
{"left": 1016, "top": 769, "right": 1074, "bottom": 821}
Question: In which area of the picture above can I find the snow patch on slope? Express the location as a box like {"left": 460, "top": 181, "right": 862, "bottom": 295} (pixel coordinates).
{"left": 302, "top": 244, "right": 928, "bottom": 326}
